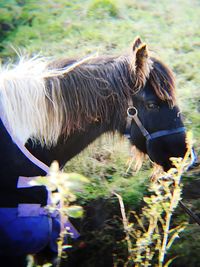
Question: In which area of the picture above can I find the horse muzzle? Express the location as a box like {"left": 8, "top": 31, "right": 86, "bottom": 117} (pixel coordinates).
{"left": 146, "top": 131, "right": 187, "bottom": 171}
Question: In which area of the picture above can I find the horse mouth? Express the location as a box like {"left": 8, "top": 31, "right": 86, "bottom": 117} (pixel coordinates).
{"left": 146, "top": 133, "right": 188, "bottom": 172}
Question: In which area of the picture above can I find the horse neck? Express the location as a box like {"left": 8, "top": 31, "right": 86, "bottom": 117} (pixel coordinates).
{"left": 26, "top": 121, "right": 119, "bottom": 168}
{"left": 26, "top": 57, "right": 132, "bottom": 166}
{"left": 47, "top": 56, "right": 132, "bottom": 140}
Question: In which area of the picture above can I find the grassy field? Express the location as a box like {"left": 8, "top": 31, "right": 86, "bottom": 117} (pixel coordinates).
{"left": 0, "top": 0, "right": 200, "bottom": 266}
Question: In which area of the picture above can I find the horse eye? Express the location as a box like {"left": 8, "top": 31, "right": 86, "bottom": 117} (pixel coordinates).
{"left": 146, "top": 102, "right": 159, "bottom": 110}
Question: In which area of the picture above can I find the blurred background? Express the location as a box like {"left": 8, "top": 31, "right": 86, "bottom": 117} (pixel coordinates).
{"left": 0, "top": 1, "right": 200, "bottom": 266}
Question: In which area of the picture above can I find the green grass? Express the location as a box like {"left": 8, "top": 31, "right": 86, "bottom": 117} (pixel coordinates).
{"left": 87, "top": 0, "right": 120, "bottom": 18}
{"left": 64, "top": 135, "right": 150, "bottom": 206}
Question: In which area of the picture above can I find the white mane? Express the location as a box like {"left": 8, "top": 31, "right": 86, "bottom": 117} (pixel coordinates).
{"left": 0, "top": 54, "right": 96, "bottom": 146}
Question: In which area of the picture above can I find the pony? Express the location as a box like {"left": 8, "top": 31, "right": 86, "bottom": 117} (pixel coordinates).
{"left": 0, "top": 37, "right": 187, "bottom": 266}
{"left": 25, "top": 38, "right": 186, "bottom": 171}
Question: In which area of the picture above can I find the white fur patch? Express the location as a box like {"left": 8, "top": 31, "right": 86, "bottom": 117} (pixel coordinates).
{"left": 0, "top": 57, "right": 49, "bottom": 144}
{"left": 0, "top": 54, "right": 97, "bottom": 146}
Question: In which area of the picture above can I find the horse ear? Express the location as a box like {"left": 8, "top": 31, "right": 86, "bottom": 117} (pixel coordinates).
{"left": 135, "top": 43, "right": 148, "bottom": 71}
{"left": 132, "top": 43, "right": 151, "bottom": 88}
{"left": 132, "top": 36, "right": 142, "bottom": 51}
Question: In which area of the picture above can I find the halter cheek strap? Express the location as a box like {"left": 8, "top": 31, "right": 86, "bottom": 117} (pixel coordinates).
{"left": 125, "top": 105, "right": 186, "bottom": 142}
{"left": 126, "top": 107, "right": 150, "bottom": 139}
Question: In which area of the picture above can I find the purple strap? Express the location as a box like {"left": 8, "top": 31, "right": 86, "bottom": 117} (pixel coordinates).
{"left": 65, "top": 221, "right": 80, "bottom": 239}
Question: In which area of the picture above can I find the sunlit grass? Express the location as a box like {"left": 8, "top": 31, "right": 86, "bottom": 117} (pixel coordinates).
{"left": 64, "top": 135, "right": 150, "bottom": 206}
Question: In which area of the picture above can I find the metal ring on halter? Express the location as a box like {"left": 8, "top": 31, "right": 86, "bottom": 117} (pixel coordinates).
{"left": 127, "top": 106, "right": 138, "bottom": 118}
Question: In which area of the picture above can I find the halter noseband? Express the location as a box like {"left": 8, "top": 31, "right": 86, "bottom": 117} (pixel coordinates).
{"left": 125, "top": 105, "right": 185, "bottom": 142}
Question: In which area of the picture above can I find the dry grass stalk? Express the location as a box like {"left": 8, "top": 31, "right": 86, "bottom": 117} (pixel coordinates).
{"left": 115, "top": 132, "right": 193, "bottom": 267}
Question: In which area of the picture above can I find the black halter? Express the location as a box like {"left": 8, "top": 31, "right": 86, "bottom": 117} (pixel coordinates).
{"left": 125, "top": 106, "right": 186, "bottom": 142}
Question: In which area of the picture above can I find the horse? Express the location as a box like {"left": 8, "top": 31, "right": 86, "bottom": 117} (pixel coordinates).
{"left": 0, "top": 37, "right": 187, "bottom": 266}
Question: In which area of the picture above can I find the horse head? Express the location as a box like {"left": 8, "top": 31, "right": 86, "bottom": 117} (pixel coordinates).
{"left": 126, "top": 37, "right": 187, "bottom": 171}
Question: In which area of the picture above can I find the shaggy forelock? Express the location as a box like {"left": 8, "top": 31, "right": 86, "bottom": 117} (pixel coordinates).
{"left": 149, "top": 58, "right": 176, "bottom": 106}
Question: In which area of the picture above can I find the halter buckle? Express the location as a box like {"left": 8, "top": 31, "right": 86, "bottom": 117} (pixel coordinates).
{"left": 127, "top": 106, "right": 138, "bottom": 118}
